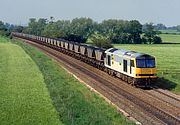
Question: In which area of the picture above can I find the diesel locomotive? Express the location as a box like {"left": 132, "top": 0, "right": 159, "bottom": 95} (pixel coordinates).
{"left": 12, "top": 32, "right": 157, "bottom": 86}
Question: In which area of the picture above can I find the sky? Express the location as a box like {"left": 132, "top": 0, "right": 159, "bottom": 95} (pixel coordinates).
{"left": 0, "top": 0, "right": 180, "bottom": 26}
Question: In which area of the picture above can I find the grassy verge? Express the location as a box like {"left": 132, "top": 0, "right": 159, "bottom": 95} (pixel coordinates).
{"left": 114, "top": 44, "right": 180, "bottom": 93}
{"left": 13, "top": 39, "right": 134, "bottom": 125}
{"left": 0, "top": 37, "right": 62, "bottom": 125}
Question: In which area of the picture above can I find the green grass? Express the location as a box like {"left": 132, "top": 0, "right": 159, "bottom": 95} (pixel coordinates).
{"left": 0, "top": 37, "right": 62, "bottom": 125}
{"left": 159, "top": 29, "right": 180, "bottom": 34}
{"left": 159, "top": 34, "right": 180, "bottom": 43}
{"left": 114, "top": 44, "right": 180, "bottom": 93}
{"left": 13, "top": 39, "right": 134, "bottom": 125}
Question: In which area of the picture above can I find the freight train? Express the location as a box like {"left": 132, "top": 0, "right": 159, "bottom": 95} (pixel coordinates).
{"left": 12, "top": 32, "right": 157, "bottom": 86}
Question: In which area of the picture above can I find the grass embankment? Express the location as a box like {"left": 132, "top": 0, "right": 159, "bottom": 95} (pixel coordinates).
{"left": 0, "top": 37, "right": 61, "bottom": 125}
{"left": 159, "top": 34, "right": 180, "bottom": 43}
{"left": 14, "top": 39, "right": 134, "bottom": 125}
{"left": 114, "top": 44, "right": 180, "bottom": 93}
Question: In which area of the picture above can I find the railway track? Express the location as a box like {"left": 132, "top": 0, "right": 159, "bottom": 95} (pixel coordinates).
{"left": 145, "top": 87, "right": 180, "bottom": 109}
{"left": 15, "top": 37, "right": 180, "bottom": 125}
{"left": 154, "top": 86, "right": 180, "bottom": 102}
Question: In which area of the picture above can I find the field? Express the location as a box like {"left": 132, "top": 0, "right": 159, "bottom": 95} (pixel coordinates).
{"left": 114, "top": 44, "right": 180, "bottom": 93}
{"left": 0, "top": 37, "right": 61, "bottom": 125}
{"left": 1, "top": 34, "right": 179, "bottom": 124}
{"left": 14, "top": 39, "right": 134, "bottom": 125}
{"left": 0, "top": 37, "right": 134, "bottom": 125}
{"left": 159, "top": 34, "right": 180, "bottom": 43}
{"left": 159, "top": 29, "right": 180, "bottom": 34}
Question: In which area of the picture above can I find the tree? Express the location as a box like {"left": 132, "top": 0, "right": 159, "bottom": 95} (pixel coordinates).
{"left": 111, "top": 33, "right": 131, "bottom": 44}
{"left": 99, "top": 19, "right": 127, "bottom": 36}
{"left": 42, "top": 20, "right": 70, "bottom": 38}
{"left": 154, "top": 23, "right": 167, "bottom": 30}
{"left": 98, "top": 19, "right": 143, "bottom": 44}
{"left": 142, "top": 23, "right": 162, "bottom": 44}
{"left": 0, "top": 21, "right": 6, "bottom": 31}
{"left": 0, "top": 21, "right": 9, "bottom": 36}
{"left": 143, "top": 23, "right": 156, "bottom": 44}
{"left": 128, "top": 20, "right": 142, "bottom": 44}
{"left": 23, "top": 18, "right": 47, "bottom": 35}
{"left": 37, "top": 18, "right": 47, "bottom": 34}
{"left": 91, "top": 33, "right": 113, "bottom": 49}
{"left": 12, "top": 25, "right": 24, "bottom": 33}
{"left": 177, "top": 25, "right": 180, "bottom": 32}
{"left": 50, "top": 16, "right": 55, "bottom": 23}
{"left": 67, "top": 17, "right": 97, "bottom": 42}
{"left": 153, "top": 36, "right": 162, "bottom": 44}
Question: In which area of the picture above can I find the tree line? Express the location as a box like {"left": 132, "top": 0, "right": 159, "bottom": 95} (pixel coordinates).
{"left": 0, "top": 18, "right": 163, "bottom": 48}
{"left": 154, "top": 23, "right": 180, "bottom": 32}
{"left": 0, "top": 20, "right": 24, "bottom": 37}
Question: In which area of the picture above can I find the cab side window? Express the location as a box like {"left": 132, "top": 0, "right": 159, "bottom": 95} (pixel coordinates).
{"left": 107, "top": 55, "right": 111, "bottom": 66}
{"left": 130, "top": 60, "right": 134, "bottom": 67}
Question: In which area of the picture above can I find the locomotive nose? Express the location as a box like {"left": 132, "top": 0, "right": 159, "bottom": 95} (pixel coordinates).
{"left": 135, "top": 68, "right": 157, "bottom": 78}
{"left": 141, "top": 68, "right": 157, "bottom": 74}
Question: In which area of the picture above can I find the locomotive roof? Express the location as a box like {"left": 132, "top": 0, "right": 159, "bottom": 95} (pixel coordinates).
{"left": 106, "top": 48, "right": 154, "bottom": 59}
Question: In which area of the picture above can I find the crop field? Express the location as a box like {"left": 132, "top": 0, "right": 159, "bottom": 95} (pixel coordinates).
{"left": 0, "top": 37, "right": 61, "bottom": 125}
{"left": 114, "top": 44, "right": 180, "bottom": 93}
{"left": 159, "top": 34, "right": 180, "bottom": 43}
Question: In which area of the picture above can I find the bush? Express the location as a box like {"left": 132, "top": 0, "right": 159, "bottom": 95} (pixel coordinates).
{"left": 153, "top": 36, "right": 162, "bottom": 44}
{"left": 111, "top": 33, "right": 130, "bottom": 44}
{"left": 142, "top": 35, "right": 162, "bottom": 44}
{"left": 91, "top": 33, "right": 113, "bottom": 49}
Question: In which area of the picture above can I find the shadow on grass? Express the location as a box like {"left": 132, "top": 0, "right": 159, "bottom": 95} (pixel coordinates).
{"left": 153, "top": 77, "right": 177, "bottom": 90}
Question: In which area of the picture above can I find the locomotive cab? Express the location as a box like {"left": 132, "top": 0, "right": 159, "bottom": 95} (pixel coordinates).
{"left": 135, "top": 54, "right": 157, "bottom": 78}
